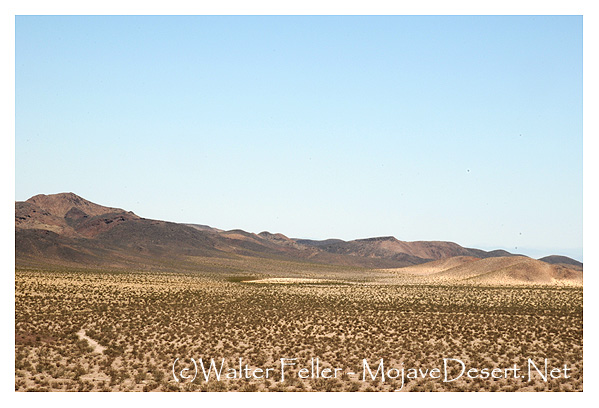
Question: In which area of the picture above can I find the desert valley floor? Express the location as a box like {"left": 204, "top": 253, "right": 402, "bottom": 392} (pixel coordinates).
{"left": 15, "top": 256, "right": 583, "bottom": 392}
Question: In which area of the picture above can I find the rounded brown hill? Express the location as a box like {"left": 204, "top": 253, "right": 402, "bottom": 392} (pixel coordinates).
{"left": 467, "top": 257, "right": 583, "bottom": 285}
{"left": 538, "top": 255, "right": 583, "bottom": 269}
{"left": 387, "top": 256, "right": 480, "bottom": 275}
{"left": 26, "top": 192, "right": 135, "bottom": 218}
{"left": 392, "top": 256, "right": 582, "bottom": 286}
{"left": 16, "top": 193, "right": 139, "bottom": 239}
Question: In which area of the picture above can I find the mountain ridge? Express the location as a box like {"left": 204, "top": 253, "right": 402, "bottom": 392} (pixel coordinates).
{"left": 15, "top": 193, "right": 582, "bottom": 275}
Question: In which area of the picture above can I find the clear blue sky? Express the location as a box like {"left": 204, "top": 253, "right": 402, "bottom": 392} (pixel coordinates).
{"left": 15, "top": 15, "right": 583, "bottom": 260}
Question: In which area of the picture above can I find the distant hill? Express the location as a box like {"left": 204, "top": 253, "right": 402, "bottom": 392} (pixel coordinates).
{"left": 389, "top": 256, "right": 480, "bottom": 275}
{"left": 296, "top": 236, "right": 517, "bottom": 264}
{"left": 538, "top": 255, "right": 583, "bottom": 269}
{"left": 389, "top": 256, "right": 582, "bottom": 286}
{"left": 15, "top": 193, "right": 582, "bottom": 279}
{"left": 26, "top": 192, "right": 130, "bottom": 219}
{"left": 16, "top": 193, "right": 139, "bottom": 238}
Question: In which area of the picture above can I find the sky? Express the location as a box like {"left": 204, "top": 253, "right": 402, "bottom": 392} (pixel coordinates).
{"left": 15, "top": 15, "right": 583, "bottom": 261}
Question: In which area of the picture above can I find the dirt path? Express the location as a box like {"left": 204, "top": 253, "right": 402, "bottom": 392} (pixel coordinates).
{"left": 77, "top": 329, "right": 106, "bottom": 354}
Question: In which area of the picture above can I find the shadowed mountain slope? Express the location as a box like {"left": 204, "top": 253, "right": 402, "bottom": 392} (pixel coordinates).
{"left": 15, "top": 193, "right": 581, "bottom": 279}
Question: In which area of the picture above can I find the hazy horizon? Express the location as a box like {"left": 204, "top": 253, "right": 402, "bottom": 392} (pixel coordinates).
{"left": 15, "top": 16, "right": 583, "bottom": 262}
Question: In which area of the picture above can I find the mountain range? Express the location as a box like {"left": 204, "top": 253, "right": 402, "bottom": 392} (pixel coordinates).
{"left": 15, "top": 193, "right": 582, "bottom": 284}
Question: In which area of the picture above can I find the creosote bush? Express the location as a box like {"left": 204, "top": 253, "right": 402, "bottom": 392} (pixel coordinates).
{"left": 15, "top": 263, "right": 582, "bottom": 392}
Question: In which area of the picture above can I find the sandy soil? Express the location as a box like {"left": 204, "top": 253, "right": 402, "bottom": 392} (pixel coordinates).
{"left": 77, "top": 329, "right": 106, "bottom": 354}
{"left": 243, "top": 277, "right": 349, "bottom": 284}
